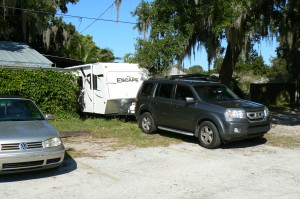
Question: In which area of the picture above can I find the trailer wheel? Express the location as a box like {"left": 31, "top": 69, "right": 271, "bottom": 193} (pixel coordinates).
{"left": 139, "top": 112, "right": 157, "bottom": 134}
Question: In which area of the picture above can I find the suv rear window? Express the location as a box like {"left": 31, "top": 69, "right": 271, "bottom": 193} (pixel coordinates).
{"left": 155, "top": 84, "right": 173, "bottom": 99}
{"left": 141, "top": 83, "right": 154, "bottom": 97}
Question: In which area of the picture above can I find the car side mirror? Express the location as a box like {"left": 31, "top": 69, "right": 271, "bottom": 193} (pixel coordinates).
{"left": 44, "top": 114, "right": 54, "bottom": 120}
{"left": 185, "top": 97, "right": 195, "bottom": 103}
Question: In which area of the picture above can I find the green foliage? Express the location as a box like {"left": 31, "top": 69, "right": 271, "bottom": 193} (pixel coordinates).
{"left": 0, "top": 0, "right": 79, "bottom": 55}
{"left": 67, "top": 34, "right": 115, "bottom": 63}
{"left": 186, "top": 65, "right": 204, "bottom": 74}
{"left": 123, "top": 53, "right": 137, "bottom": 63}
{"left": 0, "top": 68, "right": 79, "bottom": 115}
{"left": 132, "top": 0, "right": 298, "bottom": 85}
{"left": 276, "top": 0, "right": 300, "bottom": 78}
{"left": 235, "top": 56, "right": 269, "bottom": 76}
{"left": 267, "top": 57, "right": 289, "bottom": 80}
{"left": 213, "top": 56, "right": 224, "bottom": 73}
{"left": 134, "top": 36, "right": 182, "bottom": 74}
{"left": 251, "top": 83, "right": 296, "bottom": 105}
{"left": 0, "top": 0, "right": 115, "bottom": 63}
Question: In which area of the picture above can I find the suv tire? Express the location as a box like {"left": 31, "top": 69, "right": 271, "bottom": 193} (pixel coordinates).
{"left": 198, "top": 121, "right": 221, "bottom": 149}
{"left": 139, "top": 112, "right": 157, "bottom": 134}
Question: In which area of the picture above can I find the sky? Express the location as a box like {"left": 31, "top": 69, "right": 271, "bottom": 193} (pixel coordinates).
{"left": 61, "top": 0, "right": 278, "bottom": 71}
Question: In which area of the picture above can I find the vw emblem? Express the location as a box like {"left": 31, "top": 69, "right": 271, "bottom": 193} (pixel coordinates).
{"left": 19, "top": 143, "right": 28, "bottom": 150}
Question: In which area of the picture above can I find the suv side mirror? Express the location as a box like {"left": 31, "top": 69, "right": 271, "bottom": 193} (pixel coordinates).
{"left": 44, "top": 114, "right": 54, "bottom": 120}
{"left": 185, "top": 97, "right": 195, "bottom": 103}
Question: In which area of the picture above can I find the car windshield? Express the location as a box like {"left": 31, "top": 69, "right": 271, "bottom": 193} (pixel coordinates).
{"left": 0, "top": 99, "right": 44, "bottom": 121}
{"left": 194, "top": 85, "right": 240, "bottom": 102}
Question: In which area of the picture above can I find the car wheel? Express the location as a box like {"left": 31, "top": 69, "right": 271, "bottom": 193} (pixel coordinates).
{"left": 198, "top": 121, "right": 221, "bottom": 149}
{"left": 139, "top": 112, "right": 157, "bottom": 134}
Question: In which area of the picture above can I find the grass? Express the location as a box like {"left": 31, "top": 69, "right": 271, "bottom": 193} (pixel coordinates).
{"left": 50, "top": 116, "right": 182, "bottom": 148}
{"left": 51, "top": 115, "right": 300, "bottom": 150}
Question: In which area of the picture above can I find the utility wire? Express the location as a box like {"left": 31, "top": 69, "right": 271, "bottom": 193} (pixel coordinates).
{"left": 77, "top": 17, "right": 82, "bottom": 31}
{"left": 80, "top": 1, "right": 116, "bottom": 33}
{"left": 0, "top": 5, "right": 137, "bottom": 25}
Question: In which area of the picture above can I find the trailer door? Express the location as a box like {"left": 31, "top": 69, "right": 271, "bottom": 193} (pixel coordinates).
{"left": 81, "top": 71, "right": 94, "bottom": 113}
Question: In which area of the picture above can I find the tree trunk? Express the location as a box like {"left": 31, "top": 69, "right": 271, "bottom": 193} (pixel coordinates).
{"left": 219, "top": 42, "right": 241, "bottom": 86}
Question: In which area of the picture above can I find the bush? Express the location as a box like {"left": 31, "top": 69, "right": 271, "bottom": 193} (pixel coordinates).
{"left": 0, "top": 68, "right": 79, "bottom": 115}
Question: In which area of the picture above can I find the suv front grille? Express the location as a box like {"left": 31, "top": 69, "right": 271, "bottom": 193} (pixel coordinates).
{"left": 0, "top": 142, "right": 43, "bottom": 151}
{"left": 246, "top": 111, "right": 265, "bottom": 121}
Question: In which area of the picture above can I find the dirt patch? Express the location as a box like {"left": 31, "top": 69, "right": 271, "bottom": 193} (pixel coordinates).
{"left": 60, "top": 131, "right": 90, "bottom": 138}
{"left": 62, "top": 136, "right": 120, "bottom": 158}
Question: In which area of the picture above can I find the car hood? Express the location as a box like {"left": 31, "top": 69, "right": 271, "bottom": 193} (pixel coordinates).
{"left": 209, "top": 99, "right": 265, "bottom": 111}
{"left": 0, "top": 120, "right": 60, "bottom": 143}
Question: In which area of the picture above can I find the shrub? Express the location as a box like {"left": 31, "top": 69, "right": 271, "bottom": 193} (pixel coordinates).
{"left": 0, "top": 68, "right": 79, "bottom": 115}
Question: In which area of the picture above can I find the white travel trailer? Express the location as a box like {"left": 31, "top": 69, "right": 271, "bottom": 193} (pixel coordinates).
{"left": 67, "top": 63, "right": 148, "bottom": 115}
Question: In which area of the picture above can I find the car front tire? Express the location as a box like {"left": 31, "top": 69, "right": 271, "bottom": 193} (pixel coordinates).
{"left": 139, "top": 112, "right": 157, "bottom": 134}
{"left": 198, "top": 121, "right": 221, "bottom": 149}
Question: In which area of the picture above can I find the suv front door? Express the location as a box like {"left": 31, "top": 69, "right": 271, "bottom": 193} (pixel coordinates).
{"left": 169, "top": 84, "right": 197, "bottom": 132}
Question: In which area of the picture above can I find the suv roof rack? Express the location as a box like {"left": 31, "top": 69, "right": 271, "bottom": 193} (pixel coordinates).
{"left": 169, "top": 74, "right": 215, "bottom": 81}
{"left": 148, "top": 74, "right": 219, "bottom": 82}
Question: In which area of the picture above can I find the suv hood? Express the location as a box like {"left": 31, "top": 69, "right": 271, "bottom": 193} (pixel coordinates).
{"left": 210, "top": 99, "right": 265, "bottom": 111}
{"left": 0, "top": 120, "right": 60, "bottom": 143}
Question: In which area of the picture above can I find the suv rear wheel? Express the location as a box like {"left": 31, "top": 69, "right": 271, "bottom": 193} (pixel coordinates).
{"left": 198, "top": 121, "right": 221, "bottom": 149}
{"left": 139, "top": 112, "right": 157, "bottom": 134}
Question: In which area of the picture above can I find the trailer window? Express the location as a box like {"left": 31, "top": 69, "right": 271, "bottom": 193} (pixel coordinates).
{"left": 92, "top": 74, "right": 98, "bottom": 90}
{"left": 95, "top": 75, "right": 103, "bottom": 91}
{"left": 77, "top": 77, "right": 83, "bottom": 89}
{"left": 86, "top": 74, "right": 92, "bottom": 90}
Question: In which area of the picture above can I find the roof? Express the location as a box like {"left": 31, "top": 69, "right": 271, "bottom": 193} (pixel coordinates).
{"left": 0, "top": 41, "right": 53, "bottom": 68}
{"left": 165, "top": 65, "right": 186, "bottom": 76}
{"left": 43, "top": 54, "right": 84, "bottom": 68}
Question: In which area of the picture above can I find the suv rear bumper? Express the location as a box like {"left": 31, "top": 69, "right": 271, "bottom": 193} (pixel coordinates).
{"left": 220, "top": 119, "right": 271, "bottom": 142}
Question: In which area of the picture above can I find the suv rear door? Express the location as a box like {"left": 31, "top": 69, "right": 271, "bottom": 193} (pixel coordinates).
{"left": 152, "top": 83, "right": 174, "bottom": 127}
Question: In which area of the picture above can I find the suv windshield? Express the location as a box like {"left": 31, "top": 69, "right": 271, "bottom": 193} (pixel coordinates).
{"left": 0, "top": 99, "right": 44, "bottom": 121}
{"left": 194, "top": 85, "right": 239, "bottom": 102}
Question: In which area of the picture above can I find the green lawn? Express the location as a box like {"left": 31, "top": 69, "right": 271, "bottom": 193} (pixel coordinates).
{"left": 51, "top": 116, "right": 300, "bottom": 149}
{"left": 50, "top": 116, "right": 181, "bottom": 148}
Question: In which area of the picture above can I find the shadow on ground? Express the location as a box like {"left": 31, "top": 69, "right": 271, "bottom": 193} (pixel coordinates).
{"left": 0, "top": 153, "right": 77, "bottom": 183}
{"left": 158, "top": 130, "right": 198, "bottom": 144}
{"left": 270, "top": 108, "right": 300, "bottom": 126}
{"left": 158, "top": 130, "right": 267, "bottom": 149}
{"left": 221, "top": 138, "right": 267, "bottom": 149}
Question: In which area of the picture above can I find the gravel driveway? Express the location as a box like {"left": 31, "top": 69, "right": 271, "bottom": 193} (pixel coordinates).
{"left": 1, "top": 138, "right": 300, "bottom": 199}
{"left": 1, "top": 109, "right": 300, "bottom": 199}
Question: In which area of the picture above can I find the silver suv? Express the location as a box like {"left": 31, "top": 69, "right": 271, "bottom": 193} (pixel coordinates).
{"left": 135, "top": 79, "right": 271, "bottom": 149}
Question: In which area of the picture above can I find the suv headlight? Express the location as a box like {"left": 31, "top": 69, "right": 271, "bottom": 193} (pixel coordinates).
{"left": 264, "top": 107, "right": 269, "bottom": 117}
{"left": 225, "top": 109, "right": 246, "bottom": 120}
{"left": 44, "top": 137, "right": 62, "bottom": 148}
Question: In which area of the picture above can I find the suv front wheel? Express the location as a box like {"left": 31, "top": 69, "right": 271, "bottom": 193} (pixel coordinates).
{"left": 139, "top": 112, "right": 157, "bottom": 134}
{"left": 198, "top": 121, "right": 221, "bottom": 149}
